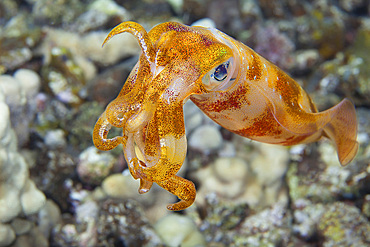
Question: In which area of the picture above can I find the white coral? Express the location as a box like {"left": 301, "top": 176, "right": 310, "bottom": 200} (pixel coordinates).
{"left": 0, "top": 70, "right": 46, "bottom": 246}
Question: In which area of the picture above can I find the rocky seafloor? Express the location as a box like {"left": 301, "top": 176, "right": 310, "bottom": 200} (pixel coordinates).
{"left": 0, "top": 0, "right": 369, "bottom": 246}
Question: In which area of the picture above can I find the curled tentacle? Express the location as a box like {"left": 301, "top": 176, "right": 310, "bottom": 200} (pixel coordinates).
{"left": 129, "top": 101, "right": 187, "bottom": 182}
{"left": 105, "top": 99, "right": 132, "bottom": 128}
{"left": 138, "top": 178, "right": 153, "bottom": 194}
{"left": 157, "top": 175, "right": 196, "bottom": 211}
{"left": 125, "top": 102, "right": 157, "bottom": 133}
{"left": 102, "top": 21, "right": 155, "bottom": 63}
{"left": 122, "top": 132, "right": 154, "bottom": 191}
{"left": 130, "top": 134, "right": 186, "bottom": 182}
{"left": 92, "top": 112, "right": 126, "bottom": 151}
{"left": 122, "top": 132, "right": 140, "bottom": 179}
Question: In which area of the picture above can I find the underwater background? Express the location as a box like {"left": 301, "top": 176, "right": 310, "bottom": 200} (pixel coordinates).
{"left": 0, "top": 0, "right": 369, "bottom": 246}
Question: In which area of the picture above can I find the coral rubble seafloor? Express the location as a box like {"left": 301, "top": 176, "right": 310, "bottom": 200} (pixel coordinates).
{"left": 0, "top": 0, "right": 369, "bottom": 246}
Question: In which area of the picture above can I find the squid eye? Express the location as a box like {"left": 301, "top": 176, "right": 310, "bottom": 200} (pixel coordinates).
{"left": 212, "top": 62, "right": 229, "bottom": 81}
{"left": 202, "top": 58, "right": 234, "bottom": 91}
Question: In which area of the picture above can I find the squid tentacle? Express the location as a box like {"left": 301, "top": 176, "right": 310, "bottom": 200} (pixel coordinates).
{"left": 121, "top": 132, "right": 154, "bottom": 192}
{"left": 157, "top": 175, "right": 196, "bottom": 211}
{"left": 102, "top": 21, "right": 155, "bottom": 63}
{"left": 92, "top": 112, "right": 126, "bottom": 151}
{"left": 105, "top": 99, "right": 132, "bottom": 128}
{"left": 130, "top": 104, "right": 187, "bottom": 182}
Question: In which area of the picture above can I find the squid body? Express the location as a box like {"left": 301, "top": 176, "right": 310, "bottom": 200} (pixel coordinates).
{"left": 93, "top": 21, "right": 358, "bottom": 210}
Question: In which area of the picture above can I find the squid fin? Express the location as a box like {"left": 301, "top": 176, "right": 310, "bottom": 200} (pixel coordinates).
{"left": 321, "top": 99, "right": 358, "bottom": 165}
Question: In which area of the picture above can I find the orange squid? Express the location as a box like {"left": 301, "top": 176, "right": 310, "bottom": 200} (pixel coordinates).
{"left": 93, "top": 21, "right": 358, "bottom": 211}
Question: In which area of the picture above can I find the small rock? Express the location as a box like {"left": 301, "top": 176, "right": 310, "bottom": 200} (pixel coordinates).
{"left": 20, "top": 180, "right": 46, "bottom": 216}
{"left": 191, "top": 18, "right": 216, "bottom": 28}
{"left": 77, "top": 146, "right": 116, "bottom": 185}
{"left": 293, "top": 200, "right": 326, "bottom": 238}
{"left": 27, "top": 227, "right": 48, "bottom": 247}
{"left": 0, "top": 75, "right": 24, "bottom": 106}
{"left": 41, "top": 28, "right": 140, "bottom": 66}
{"left": 75, "top": 201, "right": 99, "bottom": 224}
{"left": 154, "top": 214, "right": 206, "bottom": 247}
{"left": 188, "top": 125, "right": 223, "bottom": 154}
{"left": 89, "top": 0, "right": 130, "bottom": 17}
{"left": 10, "top": 218, "right": 32, "bottom": 235}
{"left": 362, "top": 194, "right": 370, "bottom": 217}
{"left": 13, "top": 69, "right": 40, "bottom": 98}
{"left": 0, "top": 184, "right": 22, "bottom": 223}
{"left": 250, "top": 143, "right": 289, "bottom": 186}
{"left": 236, "top": 203, "right": 291, "bottom": 246}
{"left": 0, "top": 223, "right": 15, "bottom": 247}
{"left": 318, "top": 141, "right": 342, "bottom": 166}
{"left": 294, "top": 201, "right": 370, "bottom": 246}
{"left": 239, "top": 179, "right": 263, "bottom": 207}
{"left": 253, "top": 24, "right": 295, "bottom": 70}
{"left": 0, "top": 69, "right": 41, "bottom": 146}
{"left": 38, "top": 199, "right": 62, "bottom": 239}
{"left": 44, "top": 129, "right": 66, "bottom": 150}
{"left": 196, "top": 194, "right": 250, "bottom": 245}
{"left": 218, "top": 141, "right": 236, "bottom": 157}
{"left": 0, "top": 103, "right": 10, "bottom": 146}
{"left": 318, "top": 202, "right": 370, "bottom": 246}
{"left": 101, "top": 173, "right": 139, "bottom": 198}
{"left": 213, "top": 157, "right": 248, "bottom": 183}
{"left": 294, "top": 49, "right": 320, "bottom": 71}
{"left": 193, "top": 157, "right": 249, "bottom": 205}
{"left": 97, "top": 199, "right": 163, "bottom": 246}
{"left": 165, "top": 0, "right": 184, "bottom": 14}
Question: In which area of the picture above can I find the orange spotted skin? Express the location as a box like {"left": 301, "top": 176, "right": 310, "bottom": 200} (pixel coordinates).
{"left": 192, "top": 44, "right": 319, "bottom": 146}
{"left": 93, "top": 21, "right": 358, "bottom": 211}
